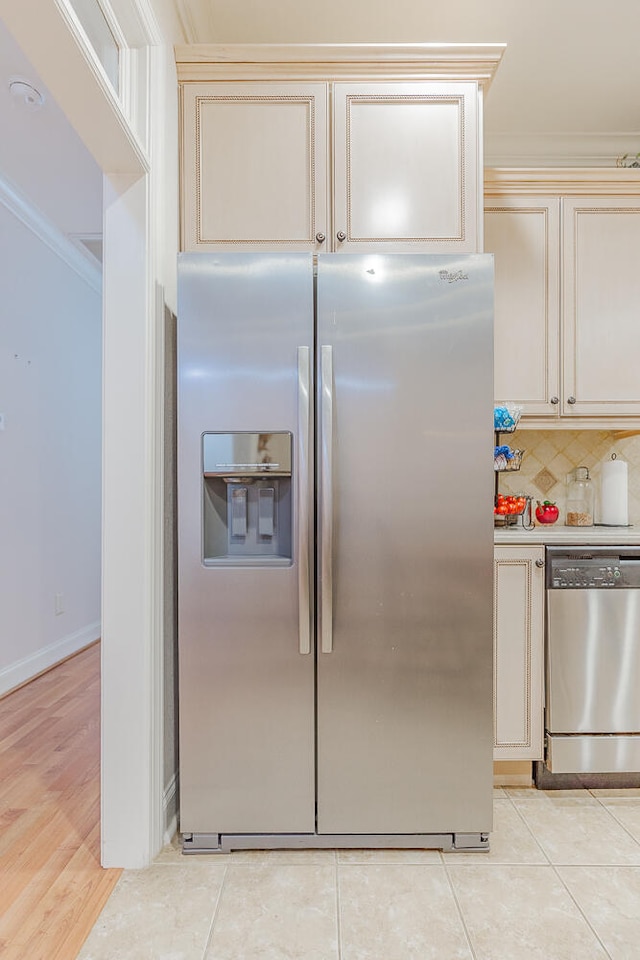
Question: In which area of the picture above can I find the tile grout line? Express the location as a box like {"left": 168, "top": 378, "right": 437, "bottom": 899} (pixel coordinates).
{"left": 548, "top": 861, "right": 614, "bottom": 960}
{"left": 502, "top": 792, "right": 552, "bottom": 864}
{"left": 590, "top": 792, "right": 640, "bottom": 851}
{"left": 441, "top": 853, "right": 480, "bottom": 960}
{"left": 334, "top": 853, "right": 343, "bottom": 960}
{"left": 505, "top": 790, "right": 637, "bottom": 959}
{"left": 200, "top": 860, "right": 229, "bottom": 960}
{"left": 505, "top": 789, "right": 640, "bottom": 867}
{"left": 445, "top": 855, "right": 614, "bottom": 960}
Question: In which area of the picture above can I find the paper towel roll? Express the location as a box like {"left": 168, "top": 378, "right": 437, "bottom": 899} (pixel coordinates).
{"left": 600, "top": 457, "right": 628, "bottom": 526}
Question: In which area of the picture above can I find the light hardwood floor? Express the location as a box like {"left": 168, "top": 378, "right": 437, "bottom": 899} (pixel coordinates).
{"left": 0, "top": 642, "right": 121, "bottom": 960}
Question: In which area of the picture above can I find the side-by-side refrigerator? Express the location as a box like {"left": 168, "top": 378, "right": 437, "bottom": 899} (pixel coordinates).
{"left": 177, "top": 252, "right": 494, "bottom": 853}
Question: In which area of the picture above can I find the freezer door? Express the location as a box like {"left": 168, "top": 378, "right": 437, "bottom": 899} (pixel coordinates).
{"left": 316, "top": 254, "right": 494, "bottom": 835}
{"left": 177, "top": 253, "right": 315, "bottom": 835}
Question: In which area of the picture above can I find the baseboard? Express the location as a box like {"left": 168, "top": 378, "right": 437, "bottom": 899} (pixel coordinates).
{"left": 163, "top": 771, "right": 179, "bottom": 846}
{"left": 493, "top": 760, "right": 534, "bottom": 787}
{"left": 494, "top": 772, "right": 533, "bottom": 787}
{"left": 0, "top": 621, "right": 101, "bottom": 697}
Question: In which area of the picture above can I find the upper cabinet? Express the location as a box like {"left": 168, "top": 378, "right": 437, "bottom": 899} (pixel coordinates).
{"left": 330, "top": 82, "right": 478, "bottom": 252}
{"left": 181, "top": 82, "right": 328, "bottom": 252}
{"left": 486, "top": 170, "right": 640, "bottom": 425}
{"left": 485, "top": 196, "right": 560, "bottom": 418}
{"left": 177, "top": 44, "right": 505, "bottom": 254}
{"left": 563, "top": 197, "right": 640, "bottom": 418}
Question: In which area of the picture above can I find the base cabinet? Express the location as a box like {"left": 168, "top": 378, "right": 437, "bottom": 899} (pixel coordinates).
{"left": 493, "top": 545, "right": 545, "bottom": 761}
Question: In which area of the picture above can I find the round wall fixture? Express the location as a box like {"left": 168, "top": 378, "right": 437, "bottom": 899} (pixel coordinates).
{"left": 9, "top": 77, "right": 44, "bottom": 110}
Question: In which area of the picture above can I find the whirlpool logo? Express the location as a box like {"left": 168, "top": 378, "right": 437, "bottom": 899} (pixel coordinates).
{"left": 439, "top": 269, "right": 469, "bottom": 282}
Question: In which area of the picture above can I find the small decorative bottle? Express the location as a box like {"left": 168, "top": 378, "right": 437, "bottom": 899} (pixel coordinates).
{"left": 566, "top": 466, "right": 594, "bottom": 526}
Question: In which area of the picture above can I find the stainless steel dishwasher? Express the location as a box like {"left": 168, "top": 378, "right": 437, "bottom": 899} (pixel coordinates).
{"left": 539, "top": 546, "right": 640, "bottom": 783}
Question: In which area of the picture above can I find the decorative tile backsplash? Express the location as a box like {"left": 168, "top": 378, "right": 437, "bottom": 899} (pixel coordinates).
{"left": 497, "top": 430, "right": 640, "bottom": 525}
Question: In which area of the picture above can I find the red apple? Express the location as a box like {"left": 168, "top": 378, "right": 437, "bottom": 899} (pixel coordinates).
{"left": 535, "top": 500, "right": 559, "bottom": 524}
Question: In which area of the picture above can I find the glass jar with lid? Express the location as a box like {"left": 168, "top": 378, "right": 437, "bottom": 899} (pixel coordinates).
{"left": 566, "top": 466, "right": 594, "bottom": 526}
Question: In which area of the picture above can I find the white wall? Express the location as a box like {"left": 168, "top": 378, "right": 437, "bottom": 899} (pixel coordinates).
{"left": 0, "top": 202, "right": 102, "bottom": 695}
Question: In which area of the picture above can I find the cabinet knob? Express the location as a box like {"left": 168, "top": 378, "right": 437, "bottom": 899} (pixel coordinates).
{"left": 535, "top": 559, "right": 545, "bottom": 568}
{"left": 315, "top": 232, "right": 326, "bottom": 244}
{"left": 567, "top": 396, "right": 576, "bottom": 404}
{"left": 336, "top": 231, "right": 346, "bottom": 242}
{"left": 550, "top": 396, "right": 559, "bottom": 405}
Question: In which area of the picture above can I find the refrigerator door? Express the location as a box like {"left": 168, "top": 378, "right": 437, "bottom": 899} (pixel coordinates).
{"left": 316, "top": 254, "right": 495, "bottom": 835}
{"left": 177, "top": 253, "right": 315, "bottom": 835}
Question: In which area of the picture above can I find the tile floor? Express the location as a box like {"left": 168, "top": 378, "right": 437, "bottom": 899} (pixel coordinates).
{"left": 77, "top": 787, "right": 640, "bottom": 960}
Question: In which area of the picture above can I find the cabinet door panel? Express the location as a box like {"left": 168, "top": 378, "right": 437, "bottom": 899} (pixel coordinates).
{"left": 494, "top": 546, "right": 544, "bottom": 761}
{"left": 333, "top": 83, "right": 479, "bottom": 252}
{"left": 485, "top": 198, "right": 560, "bottom": 417}
{"left": 563, "top": 198, "right": 640, "bottom": 417}
{"left": 181, "top": 83, "right": 328, "bottom": 251}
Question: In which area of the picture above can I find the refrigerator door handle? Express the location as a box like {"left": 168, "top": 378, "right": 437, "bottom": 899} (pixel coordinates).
{"left": 297, "top": 346, "right": 311, "bottom": 655}
{"left": 320, "top": 344, "right": 334, "bottom": 654}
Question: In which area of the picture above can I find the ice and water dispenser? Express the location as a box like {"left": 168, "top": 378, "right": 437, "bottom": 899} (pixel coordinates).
{"left": 202, "top": 432, "right": 292, "bottom": 565}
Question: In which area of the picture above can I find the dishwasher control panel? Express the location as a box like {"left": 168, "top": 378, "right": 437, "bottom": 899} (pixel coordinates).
{"left": 550, "top": 560, "right": 621, "bottom": 588}
{"left": 547, "top": 547, "right": 640, "bottom": 589}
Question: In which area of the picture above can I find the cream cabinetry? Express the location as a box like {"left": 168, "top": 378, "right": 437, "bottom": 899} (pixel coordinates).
{"left": 486, "top": 197, "right": 560, "bottom": 418}
{"left": 181, "top": 82, "right": 328, "bottom": 252}
{"left": 486, "top": 170, "right": 640, "bottom": 424}
{"left": 330, "top": 82, "right": 478, "bottom": 252}
{"left": 181, "top": 80, "right": 479, "bottom": 253}
{"left": 562, "top": 198, "right": 640, "bottom": 418}
{"left": 493, "top": 545, "right": 545, "bottom": 761}
{"left": 177, "top": 45, "right": 505, "bottom": 254}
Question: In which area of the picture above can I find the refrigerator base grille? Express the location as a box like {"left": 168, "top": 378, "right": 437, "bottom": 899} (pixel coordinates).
{"left": 182, "top": 832, "right": 490, "bottom": 855}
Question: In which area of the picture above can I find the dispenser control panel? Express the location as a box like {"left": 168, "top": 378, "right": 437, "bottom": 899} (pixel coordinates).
{"left": 203, "top": 432, "right": 292, "bottom": 477}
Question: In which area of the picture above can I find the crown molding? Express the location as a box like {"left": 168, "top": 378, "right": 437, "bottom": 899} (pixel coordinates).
{"left": 175, "top": 42, "right": 506, "bottom": 86}
{"left": 0, "top": 173, "right": 102, "bottom": 294}
{"left": 485, "top": 166, "right": 640, "bottom": 197}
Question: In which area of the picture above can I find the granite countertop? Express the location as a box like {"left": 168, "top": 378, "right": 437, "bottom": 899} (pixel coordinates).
{"left": 495, "top": 524, "right": 640, "bottom": 546}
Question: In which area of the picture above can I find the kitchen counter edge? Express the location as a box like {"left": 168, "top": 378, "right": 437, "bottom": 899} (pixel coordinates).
{"left": 494, "top": 525, "right": 640, "bottom": 546}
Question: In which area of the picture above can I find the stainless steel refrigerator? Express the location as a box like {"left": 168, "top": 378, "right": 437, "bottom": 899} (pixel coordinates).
{"left": 177, "top": 252, "right": 494, "bottom": 853}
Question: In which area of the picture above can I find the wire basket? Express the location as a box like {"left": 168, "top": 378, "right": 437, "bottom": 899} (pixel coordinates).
{"left": 494, "top": 449, "right": 524, "bottom": 472}
{"left": 494, "top": 494, "right": 533, "bottom": 527}
{"left": 494, "top": 404, "right": 523, "bottom": 433}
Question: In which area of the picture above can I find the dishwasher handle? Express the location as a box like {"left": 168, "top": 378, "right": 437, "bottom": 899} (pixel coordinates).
{"left": 618, "top": 559, "right": 640, "bottom": 588}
